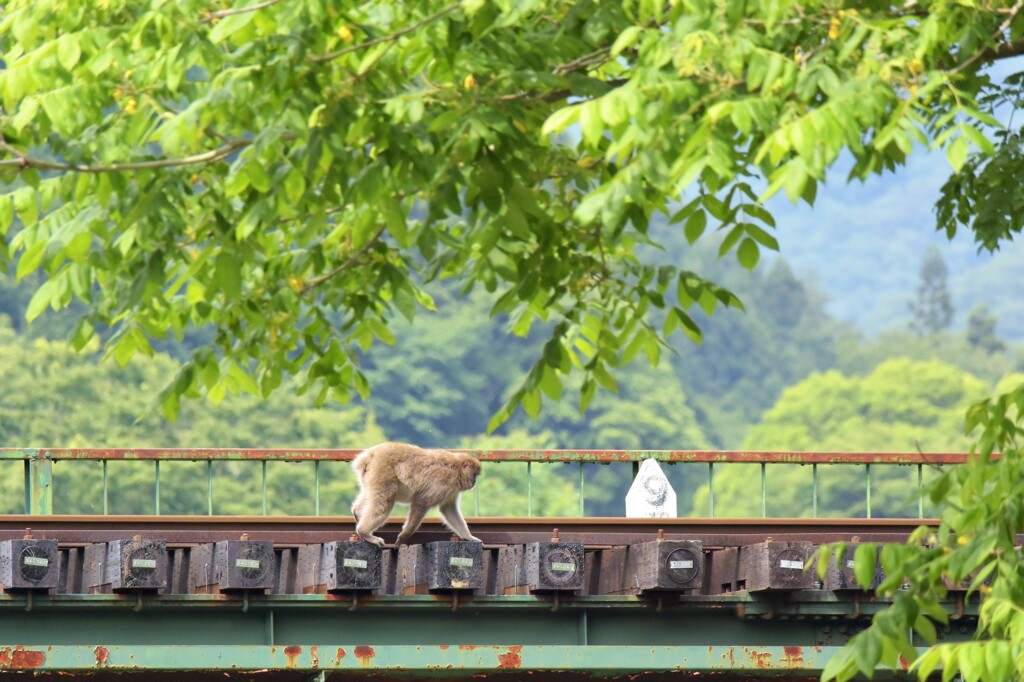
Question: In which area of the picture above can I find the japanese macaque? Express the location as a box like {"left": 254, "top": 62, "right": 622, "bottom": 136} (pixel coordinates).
{"left": 351, "top": 442, "right": 482, "bottom": 547}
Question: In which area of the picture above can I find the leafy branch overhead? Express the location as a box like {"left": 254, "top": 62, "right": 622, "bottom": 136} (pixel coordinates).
{"left": 0, "top": 0, "right": 1022, "bottom": 424}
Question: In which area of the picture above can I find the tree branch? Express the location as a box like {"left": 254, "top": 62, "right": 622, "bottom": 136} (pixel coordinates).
{"left": 951, "top": 0, "right": 1024, "bottom": 74}
{"left": 313, "top": 3, "right": 460, "bottom": 64}
{"left": 0, "top": 138, "right": 251, "bottom": 174}
{"left": 301, "top": 227, "right": 388, "bottom": 292}
{"left": 977, "top": 37, "right": 1024, "bottom": 64}
{"left": 202, "top": 0, "right": 283, "bottom": 23}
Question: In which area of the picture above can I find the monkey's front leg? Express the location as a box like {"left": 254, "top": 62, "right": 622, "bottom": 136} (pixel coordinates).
{"left": 395, "top": 502, "right": 430, "bottom": 545}
{"left": 439, "top": 498, "right": 481, "bottom": 543}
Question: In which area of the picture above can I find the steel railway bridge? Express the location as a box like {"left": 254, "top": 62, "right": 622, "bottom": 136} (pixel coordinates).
{"left": 0, "top": 448, "right": 974, "bottom": 680}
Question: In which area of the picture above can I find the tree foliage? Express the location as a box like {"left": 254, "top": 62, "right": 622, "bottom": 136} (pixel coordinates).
{"left": 1, "top": 0, "right": 1023, "bottom": 426}
{"left": 909, "top": 244, "right": 954, "bottom": 337}
{"left": 696, "top": 358, "right": 989, "bottom": 518}
{"left": 821, "top": 379, "right": 1024, "bottom": 681}
{"left": 966, "top": 303, "right": 1007, "bottom": 354}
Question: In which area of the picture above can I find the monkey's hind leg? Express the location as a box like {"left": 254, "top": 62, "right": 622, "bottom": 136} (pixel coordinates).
{"left": 439, "top": 498, "right": 481, "bottom": 543}
{"left": 352, "top": 494, "right": 367, "bottom": 526}
{"left": 355, "top": 491, "right": 395, "bottom": 548}
{"left": 394, "top": 502, "right": 430, "bottom": 545}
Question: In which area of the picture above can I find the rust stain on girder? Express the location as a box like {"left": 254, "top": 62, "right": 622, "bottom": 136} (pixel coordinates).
{"left": 283, "top": 646, "right": 301, "bottom": 668}
{"left": 355, "top": 645, "right": 376, "bottom": 668}
{"left": 782, "top": 646, "right": 804, "bottom": 668}
{"left": 0, "top": 646, "right": 45, "bottom": 669}
{"left": 743, "top": 647, "right": 774, "bottom": 668}
{"left": 94, "top": 646, "right": 109, "bottom": 666}
{"left": 497, "top": 645, "right": 522, "bottom": 669}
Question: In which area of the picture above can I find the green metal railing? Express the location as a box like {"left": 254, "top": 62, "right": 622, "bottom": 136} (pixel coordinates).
{"left": 3, "top": 448, "right": 967, "bottom": 518}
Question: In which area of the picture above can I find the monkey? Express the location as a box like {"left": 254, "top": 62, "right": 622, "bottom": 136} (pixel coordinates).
{"left": 351, "top": 442, "right": 482, "bottom": 547}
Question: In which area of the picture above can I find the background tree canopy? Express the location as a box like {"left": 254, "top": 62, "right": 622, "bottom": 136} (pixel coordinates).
{"left": 1, "top": 0, "right": 1023, "bottom": 426}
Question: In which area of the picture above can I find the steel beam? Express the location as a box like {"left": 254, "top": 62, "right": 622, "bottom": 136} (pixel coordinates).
{"left": 0, "top": 643, "right": 882, "bottom": 675}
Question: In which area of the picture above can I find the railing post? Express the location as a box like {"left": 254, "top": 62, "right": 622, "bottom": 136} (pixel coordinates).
{"left": 578, "top": 462, "right": 585, "bottom": 517}
{"left": 811, "top": 463, "right": 818, "bottom": 518}
{"left": 708, "top": 462, "right": 715, "bottom": 518}
{"left": 760, "top": 462, "right": 767, "bottom": 518}
{"left": 24, "top": 452, "right": 53, "bottom": 515}
{"left": 527, "top": 462, "right": 532, "bottom": 517}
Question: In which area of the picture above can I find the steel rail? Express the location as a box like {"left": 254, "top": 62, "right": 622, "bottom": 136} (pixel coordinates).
{"left": 0, "top": 515, "right": 930, "bottom": 546}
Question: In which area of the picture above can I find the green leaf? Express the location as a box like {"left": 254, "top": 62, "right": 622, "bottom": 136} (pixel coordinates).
{"left": 684, "top": 210, "right": 706, "bottom": 244}
{"left": 745, "top": 225, "right": 779, "bottom": 250}
{"left": 736, "top": 238, "right": 759, "bottom": 270}
{"left": 941, "top": 647, "right": 961, "bottom": 682}
{"left": 913, "top": 614, "right": 937, "bottom": 645}
{"left": 13, "top": 188, "right": 39, "bottom": 227}
{"left": 946, "top": 136, "right": 968, "bottom": 173}
{"left": 24, "top": 279, "right": 54, "bottom": 322}
{"left": 611, "top": 26, "right": 643, "bottom": 57}
{"left": 539, "top": 365, "right": 563, "bottom": 400}
{"left": 522, "top": 388, "right": 542, "bottom": 418}
{"left": 820, "top": 645, "right": 857, "bottom": 682}
{"left": 958, "top": 643, "right": 986, "bottom": 682}
{"left": 246, "top": 161, "right": 272, "bottom": 193}
{"left": 853, "top": 543, "right": 876, "bottom": 589}
{"left": 985, "top": 641, "right": 1012, "bottom": 681}
{"left": 208, "top": 11, "right": 256, "bottom": 44}
{"left": 913, "top": 647, "right": 943, "bottom": 680}
{"left": 580, "top": 101, "right": 603, "bottom": 147}
{"left": 214, "top": 252, "right": 242, "bottom": 298}
{"left": 958, "top": 123, "right": 995, "bottom": 156}
{"left": 717, "top": 225, "right": 744, "bottom": 257}
{"left": 853, "top": 628, "right": 882, "bottom": 677}
{"left": 111, "top": 330, "right": 137, "bottom": 367}
{"left": 541, "top": 105, "right": 581, "bottom": 137}
{"left": 592, "top": 362, "right": 618, "bottom": 392}
{"left": 357, "top": 42, "right": 390, "bottom": 75}
{"left": 816, "top": 543, "right": 839, "bottom": 580}
{"left": 57, "top": 34, "right": 82, "bottom": 70}
{"left": 0, "top": 195, "right": 13, "bottom": 234}
{"left": 674, "top": 308, "right": 702, "bottom": 344}
{"left": 65, "top": 230, "right": 92, "bottom": 262}
{"left": 461, "top": 0, "right": 486, "bottom": 15}
{"left": 579, "top": 377, "right": 597, "bottom": 413}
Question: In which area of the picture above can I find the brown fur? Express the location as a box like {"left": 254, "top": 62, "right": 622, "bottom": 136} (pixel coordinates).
{"left": 351, "top": 442, "right": 482, "bottom": 546}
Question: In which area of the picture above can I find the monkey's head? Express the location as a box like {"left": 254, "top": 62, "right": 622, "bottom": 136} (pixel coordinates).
{"left": 454, "top": 454, "right": 482, "bottom": 491}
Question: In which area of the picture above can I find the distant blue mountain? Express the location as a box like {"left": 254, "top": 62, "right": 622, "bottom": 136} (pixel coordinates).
{"left": 765, "top": 149, "right": 1024, "bottom": 340}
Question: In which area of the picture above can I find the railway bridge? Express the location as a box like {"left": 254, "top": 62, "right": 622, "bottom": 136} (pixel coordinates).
{"left": 0, "top": 448, "right": 973, "bottom": 680}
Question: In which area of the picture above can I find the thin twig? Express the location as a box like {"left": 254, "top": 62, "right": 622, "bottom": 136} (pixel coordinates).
{"left": 313, "top": 3, "right": 460, "bottom": 64}
{"left": 202, "top": 0, "right": 283, "bottom": 23}
{"left": 0, "top": 137, "right": 250, "bottom": 173}
{"left": 496, "top": 78, "right": 630, "bottom": 103}
{"left": 302, "top": 226, "right": 388, "bottom": 292}
{"left": 553, "top": 47, "right": 612, "bottom": 76}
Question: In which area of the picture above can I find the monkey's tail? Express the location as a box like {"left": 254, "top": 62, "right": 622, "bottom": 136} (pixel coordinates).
{"left": 351, "top": 450, "right": 372, "bottom": 477}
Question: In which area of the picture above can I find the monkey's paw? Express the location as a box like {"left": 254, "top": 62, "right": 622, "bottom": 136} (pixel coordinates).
{"left": 358, "top": 533, "right": 386, "bottom": 548}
